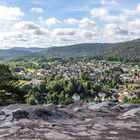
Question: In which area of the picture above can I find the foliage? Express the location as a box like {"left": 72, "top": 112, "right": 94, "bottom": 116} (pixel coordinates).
{"left": 0, "top": 64, "right": 25, "bottom": 105}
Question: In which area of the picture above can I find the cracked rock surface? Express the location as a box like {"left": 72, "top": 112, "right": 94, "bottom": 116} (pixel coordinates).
{"left": 0, "top": 102, "right": 140, "bottom": 140}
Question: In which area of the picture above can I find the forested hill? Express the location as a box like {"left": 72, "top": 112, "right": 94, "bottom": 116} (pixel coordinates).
{"left": 10, "top": 47, "right": 48, "bottom": 52}
{"left": 29, "top": 39, "right": 140, "bottom": 62}
{"left": 0, "top": 47, "right": 48, "bottom": 58}
{"left": 1, "top": 38, "right": 140, "bottom": 61}
{"left": 30, "top": 43, "right": 112, "bottom": 58}
{"left": 98, "top": 38, "right": 140, "bottom": 62}
{"left": 0, "top": 49, "right": 31, "bottom": 58}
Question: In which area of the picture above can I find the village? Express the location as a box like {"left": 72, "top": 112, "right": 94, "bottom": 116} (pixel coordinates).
{"left": 12, "top": 60, "right": 140, "bottom": 103}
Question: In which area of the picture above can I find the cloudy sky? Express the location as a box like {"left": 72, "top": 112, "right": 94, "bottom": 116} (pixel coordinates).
{"left": 0, "top": 0, "right": 140, "bottom": 49}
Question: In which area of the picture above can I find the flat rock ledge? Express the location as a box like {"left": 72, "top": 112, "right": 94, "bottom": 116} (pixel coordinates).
{"left": 0, "top": 102, "right": 140, "bottom": 140}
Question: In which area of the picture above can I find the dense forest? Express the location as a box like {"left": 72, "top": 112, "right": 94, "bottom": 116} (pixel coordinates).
{"left": 28, "top": 38, "right": 140, "bottom": 62}
{"left": 0, "top": 38, "right": 140, "bottom": 62}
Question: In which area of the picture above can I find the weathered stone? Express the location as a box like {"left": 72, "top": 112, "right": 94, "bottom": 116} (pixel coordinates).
{"left": 122, "top": 107, "right": 140, "bottom": 118}
{"left": 0, "top": 115, "right": 6, "bottom": 121}
{"left": 12, "top": 109, "right": 29, "bottom": 120}
{"left": 44, "top": 131, "right": 75, "bottom": 140}
{"left": 0, "top": 103, "right": 139, "bottom": 140}
{"left": 9, "top": 126, "right": 21, "bottom": 134}
{"left": 73, "top": 107, "right": 82, "bottom": 112}
{"left": 88, "top": 102, "right": 114, "bottom": 110}
{"left": 1, "top": 122, "right": 13, "bottom": 128}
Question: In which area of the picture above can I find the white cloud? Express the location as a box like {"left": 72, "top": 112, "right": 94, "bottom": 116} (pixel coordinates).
{"left": 90, "top": 8, "right": 137, "bottom": 22}
{"left": 0, "top": 5, "right": 24, "bottom": 20}
{"left": 14, "top": 21, "right": 46, "bottom": 36}
{"left": 38, "top": 17, "right": 61, "bottom": 26}
{"left": 65, "top": 18, "right": 96, "bottom": 28}
{"left": 1, "top": 2, "right": 140, "bottom": 48}
{"left": 129, "top": 19, "right": 140, "bottom": 27}
{"left": 45, "top": 18, "right": 61, "bottom": 26}
{"left": 105, "top": 23, "right": 128, "bottom": 36}
{"left": 79, "top": 18, "right": 96, "bottom": 28}
{"left": 79, "top": 29, "right": 95, "bottom": 39}
{"left": 65, "top": 18, "right": 79, "bottom": 25}
{"left": 90, "top": 8, "right": 108, "bottom": 18}
{"left": 137, "top": 3, "right": 140, "bottom": 11}
{"left": 96, "top": 0, "right": 118, "bottom": 5}
{"left": 31, "top": 7, "right": 45, "bottom": 13}
{"left": 52, "top": 28, "right": 76, "bottom": 36}
{"left": 14, "top": 21, "right": 38, "bottom": 30}
{"left": 0, "top": 32, "right": 22, "bottom": 41}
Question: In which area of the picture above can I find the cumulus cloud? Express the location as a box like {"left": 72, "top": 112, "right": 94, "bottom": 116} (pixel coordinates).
{"left": 65, "top": 18, "right": 96, "bottom": 28}
{"left": 90, "top": 8, "right": 108, "bottom": 18}
{"left": 90, "top": 8, "right": 137, "bottom": 22}
{"left": 79, "top": 29, "right": 95, "bottom": 39}
{"left": 52, "top": 28, "right": 76, "bottom": 36}
{"left": 65, "top": 18, "right": 79, "bottom": 25}
{"left": 137, "top": 3, "right": 140, "bottom": 11}
{"left": 0, "top": 5, "right": 24, "bottom": 20}
{"left": 14, "top": 21, "right": 46, "bottom": 36}
{"left": 105, "top": 23, "right": 128, "bottom": 36}
{"left": 14, "top": 21, "right": 38, "bottom": 30}
{"left": 0, "top": 32, "right": 22, "bottom": 41}
{"left": 38, "top": 17, "right": 61, "bottom": 27}
{"left": 45, "top": 18, "right": 61, "bottom": 26}
{"left": 1, "top": 1, "right": 140, "bottom": 48}
{"left": 96, "top": 0, "right": 118, "bottom": 5}
{"left": 129, "top": 19, "right": 140, "bottom": 27}
{"left": 31, "top": 7, "right": 45, "bottom": 13}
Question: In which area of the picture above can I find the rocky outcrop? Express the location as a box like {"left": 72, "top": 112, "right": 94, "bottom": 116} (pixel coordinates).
{"left": 0, "top": 102, "right": 140, "bottom": 140}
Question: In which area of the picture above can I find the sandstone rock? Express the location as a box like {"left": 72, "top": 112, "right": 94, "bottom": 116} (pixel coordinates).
{"left": 117, "top": 104, "right": 139, "bottom": 110}
{"left": 122, "top": 107, "right": 140, "bottom": 118}
{"left": 13, "top": 109, "right": 29, "bottom": 120}
{"left": 9, "top": 126, "right": 21, "bottom": 134}
{"left": 88, "top": 102, "right": 114, "bottom": 110}
{"left": 0, "top": 115, "right": 6, "bottom": 121}
{"left": 44, "top": 131, "right": 75, "bottom": 140}
{"left": 0, "top": 122, "right": 13, "bottom": 128}
{"left": 0, "top": 103, "right": 139, "bottom": 139}
{"left": 0, "top": 133, "right": 10, "bottom": 138}
{"left": 73, "top": 107, "right": 82, "bottom": 112}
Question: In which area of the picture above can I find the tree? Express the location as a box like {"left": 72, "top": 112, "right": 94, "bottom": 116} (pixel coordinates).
{"left": 0, "top": 64, "right": 14, "bottom": 89}
{"left": 0, "top": 64, "right": 25, "bottom": 105}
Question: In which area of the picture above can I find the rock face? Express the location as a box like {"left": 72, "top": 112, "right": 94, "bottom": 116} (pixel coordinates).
{"left": 0, "top": 102, "right": 140, "bottom": 140}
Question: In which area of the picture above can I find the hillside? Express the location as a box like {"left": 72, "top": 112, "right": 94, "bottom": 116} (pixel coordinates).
{"left": 0, "top": 47, "right": 48, "bottom": 58}
{"left": 29, "top": 39, "right": 140, "bottom": 62}
{"left": 30, "top": 43, "right": 111, "bottom": 58}
{"left": 99, "top": 39, "right": 140, "bottom": 62}
{"left": 1, "top": 38, "right": 140, "bottom": 61}
{"left": 10, "top": 47, "right": 48, "bottom": 52}
{"left": 0, "top": 49, "right": 32, "bottom": 58}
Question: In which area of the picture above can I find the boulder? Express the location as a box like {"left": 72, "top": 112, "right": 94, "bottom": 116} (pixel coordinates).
{"left": 13, "top": 110, "right": 29, "bottom": 120}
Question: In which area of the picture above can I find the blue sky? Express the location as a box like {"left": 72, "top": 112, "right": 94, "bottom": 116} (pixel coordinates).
{"left": 0, "top": 0, "right": 140, "bottom": 48}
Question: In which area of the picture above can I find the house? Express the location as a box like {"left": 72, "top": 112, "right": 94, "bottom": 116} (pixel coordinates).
{"left": 72, "top": 93, "right": 81, "bottom": 102}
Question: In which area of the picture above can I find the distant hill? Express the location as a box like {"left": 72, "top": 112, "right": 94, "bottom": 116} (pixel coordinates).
{"left": 1, "top": 38, "right": 140, "bottom": 61}
{"left": 9, "top": 47, "right": 48, "bottom": 52}
{"left": 0, "top": 49, "right": 32, "bottom": 58}
{"left": 31, "top": 43, "right": 111, "bottom": 58}
{"left": 0, "top": 47, "right": 48, "bottom": 58}
{"left": 29, "top": 39, "right": 140, "bottom": 62}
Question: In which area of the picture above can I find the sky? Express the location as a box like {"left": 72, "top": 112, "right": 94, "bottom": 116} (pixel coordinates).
{"left": 0, "top": 0, "right": 140, "bottom": 49}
